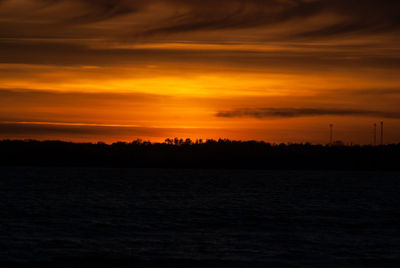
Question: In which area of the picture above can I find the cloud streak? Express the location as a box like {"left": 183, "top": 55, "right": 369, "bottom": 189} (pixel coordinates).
{"left": 216, "top": 108, "right": 400, "bottom": 119}
{"left": 1, "top": 0, "right": 399, "bottom": 41}
{"left": 1, "top": 0, "right": 399, "bottom": 69}
{"left": 0, "top": 0, "right": 398, "bottom": 73}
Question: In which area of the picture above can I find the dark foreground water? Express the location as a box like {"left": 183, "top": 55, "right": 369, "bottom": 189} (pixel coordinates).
{"left": 1, "top": 168, "right": 400, "bottom": 267}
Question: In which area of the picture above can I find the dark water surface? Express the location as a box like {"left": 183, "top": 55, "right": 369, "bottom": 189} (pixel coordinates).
{"left": 1, "top": 167, "right": 400, "bottom": 267}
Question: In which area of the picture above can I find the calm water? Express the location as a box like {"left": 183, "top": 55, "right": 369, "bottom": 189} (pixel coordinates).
{"left": 1, "top": 167, "right": 400, "bottom": 267}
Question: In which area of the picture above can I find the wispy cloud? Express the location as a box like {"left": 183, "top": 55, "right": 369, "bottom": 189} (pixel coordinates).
{"left": 1, "top": 0, "right": 399, "bottom": 40}
{"left": 0, "top": 122, "right": 168, "bottom": 140}
{"left": 0, "top": 0, "right": 399, "bottom": 68}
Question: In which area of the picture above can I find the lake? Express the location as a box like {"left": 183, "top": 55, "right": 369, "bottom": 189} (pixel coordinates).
{"left": 1, "top": 167, "right": 399, "bottom": 267}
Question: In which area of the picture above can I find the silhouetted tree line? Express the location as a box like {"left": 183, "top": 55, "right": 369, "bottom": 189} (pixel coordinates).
{"left": 0, "top": 139, "right": 399, "bottom": 170}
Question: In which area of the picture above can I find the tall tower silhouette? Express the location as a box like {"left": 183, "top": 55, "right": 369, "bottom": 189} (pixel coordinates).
{"left": 374, "top": 123, "right": 377, "bottom": 146}
{"left": 380, "top": 121, "right": 384, "bottom": 145}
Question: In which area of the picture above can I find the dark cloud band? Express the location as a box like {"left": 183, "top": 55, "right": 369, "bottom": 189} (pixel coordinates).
{"left": 216, "top": 108, "right": 400, "bottom": 119}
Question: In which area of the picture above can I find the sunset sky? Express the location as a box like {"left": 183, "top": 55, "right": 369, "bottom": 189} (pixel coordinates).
{"left": 1, "top": 0, "right": 400, "bottom": 144}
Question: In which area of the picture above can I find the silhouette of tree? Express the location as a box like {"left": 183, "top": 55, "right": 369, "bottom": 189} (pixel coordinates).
{"left": 0, "top": 139, "right": 399, "bottom": 170}
{"left": 132, "top": 139, "right": 142, "bottom": 145}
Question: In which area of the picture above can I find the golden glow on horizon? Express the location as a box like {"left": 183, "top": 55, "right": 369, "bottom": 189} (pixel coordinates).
{"left": 2, "top": 63, "right": 399, "bottom": 96}
{"left": 1, "top": 59, "right": 400, "bottom": 144}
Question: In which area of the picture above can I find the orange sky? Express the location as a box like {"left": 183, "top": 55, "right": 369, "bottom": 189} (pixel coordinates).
{"left": 1, "top": 0, "right": 400, "bottom": 144}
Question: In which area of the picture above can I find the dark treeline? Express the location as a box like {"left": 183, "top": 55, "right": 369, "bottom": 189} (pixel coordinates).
{"left": 1, "top": 139, "right": 399, "bottom": 170}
